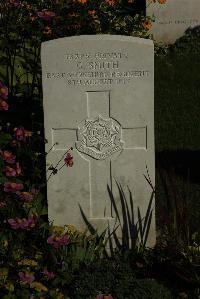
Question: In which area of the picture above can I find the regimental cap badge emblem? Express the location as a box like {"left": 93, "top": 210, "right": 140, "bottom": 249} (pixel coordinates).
{"left": 76, "top": 115, "right": 123, "bottom": 160}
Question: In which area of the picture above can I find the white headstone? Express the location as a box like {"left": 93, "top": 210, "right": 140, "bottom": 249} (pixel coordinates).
{"left": 41, "top": 35, "right": 155, "bottom": 247}
{"left": 147, "top": 0, "right": 200, "bottom": 44}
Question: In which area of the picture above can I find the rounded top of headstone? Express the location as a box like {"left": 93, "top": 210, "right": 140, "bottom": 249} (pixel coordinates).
{"left": 41, "top": 34, "right": 154, "bottom": 47}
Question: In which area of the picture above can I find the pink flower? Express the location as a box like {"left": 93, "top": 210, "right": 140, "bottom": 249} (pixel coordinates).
{"left": 4, "top": 182, "right": 23, "bottom": 192}
{"left": 37, "top": 9, "right": 56, "bottom": 20}
{"left": 21, "top": 217, "right": 36, "bottom": 229}
{"left": 4, "top": 166, "right": 16, "bottom": 177}
{"left": 0, "top": 201, "right": 7, "bottom": 208}
{"left": 43, "top": 268, "right": 55, "bottom": 279}
{"left": 17, "top": 191, "right": 34, "bottom": 202}
{"left": 31, "top": 188, "right": 39, "bottom": 195}
{"left": 19, "top": 271, "right": 35, "bottom": 284}
{"left": 8, "top": 218, "right": 22, "bottom": 229}
{"left": 0, "top": 99, "right": 9, "bottom": 111}
{"left": 47, "top": 234, "right": 70, "bottom": 249}
{"left": 4, "top": 163, "right": 21, "bottom": 177}
{"left": 0, "top": 81, "right": 8, "bottom": 100}
{"left": 105, "top": 0, "right": 116, "bottom": 5}
{"left": 8, "top": 0, "right": 21, "bottom": 7}
{"left": 14, "top": 127, "right": 32, "bottom": 141}
{"left": 14, "top": 127, "right": 26, "bottom": 141}
{"left": 8, "top": 217, "right": 36, "bottom": 230}
{"left": 64, "top": 153, "right": 73, "bottom": 167}
{"left": 0, "top": 150, "right": 16, "bottom": 164}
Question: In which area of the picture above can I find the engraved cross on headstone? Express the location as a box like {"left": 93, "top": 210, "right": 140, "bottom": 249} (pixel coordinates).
{"left": 52, "top": 90, "right": 147, "bottom": 222}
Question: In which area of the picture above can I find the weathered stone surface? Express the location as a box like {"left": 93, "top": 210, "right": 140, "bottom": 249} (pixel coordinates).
{"left": 147, "top": 0, "right": 200, "bottom": 44}
{"left": 41, "top": 35, "right": 155, "bottom": 246}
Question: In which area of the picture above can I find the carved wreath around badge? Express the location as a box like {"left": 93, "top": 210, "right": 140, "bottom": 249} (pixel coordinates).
{"left": 76, "top": 115, "right": 123, "bottom": 160}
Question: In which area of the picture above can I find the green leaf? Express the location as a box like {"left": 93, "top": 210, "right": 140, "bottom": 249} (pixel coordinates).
{"left": 137, "top": 207, "right": 144, "bottom": 245}
{"left": 0, "top": 56, "right": 9, "bottom": 66}
{"left": 143, "top": 210, "right": 152, "bottom": 247}
{"left": 0, "top": 175, "right": 7, "bottom": 183}
{"left": 0, "top": 133, "right": 12, "bottom": 147}
{"left": 115, "top": 181, "right": 129, "bottom": 249}
{"left": 142, "top": 191, "right": 154, "bottom": 238}
{"left": 128, "top": 186, "right": 138, "bottom": 248}
{"left": 107, "top": 184, "right": 122, "bottom": 227}
{"left": 79, "top": 204, "right": 96, "bottom": 235}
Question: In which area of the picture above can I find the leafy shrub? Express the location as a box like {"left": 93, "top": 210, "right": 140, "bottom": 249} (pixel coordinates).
{"left": 68, "top": 259, "right": 174, "bottom": 299}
